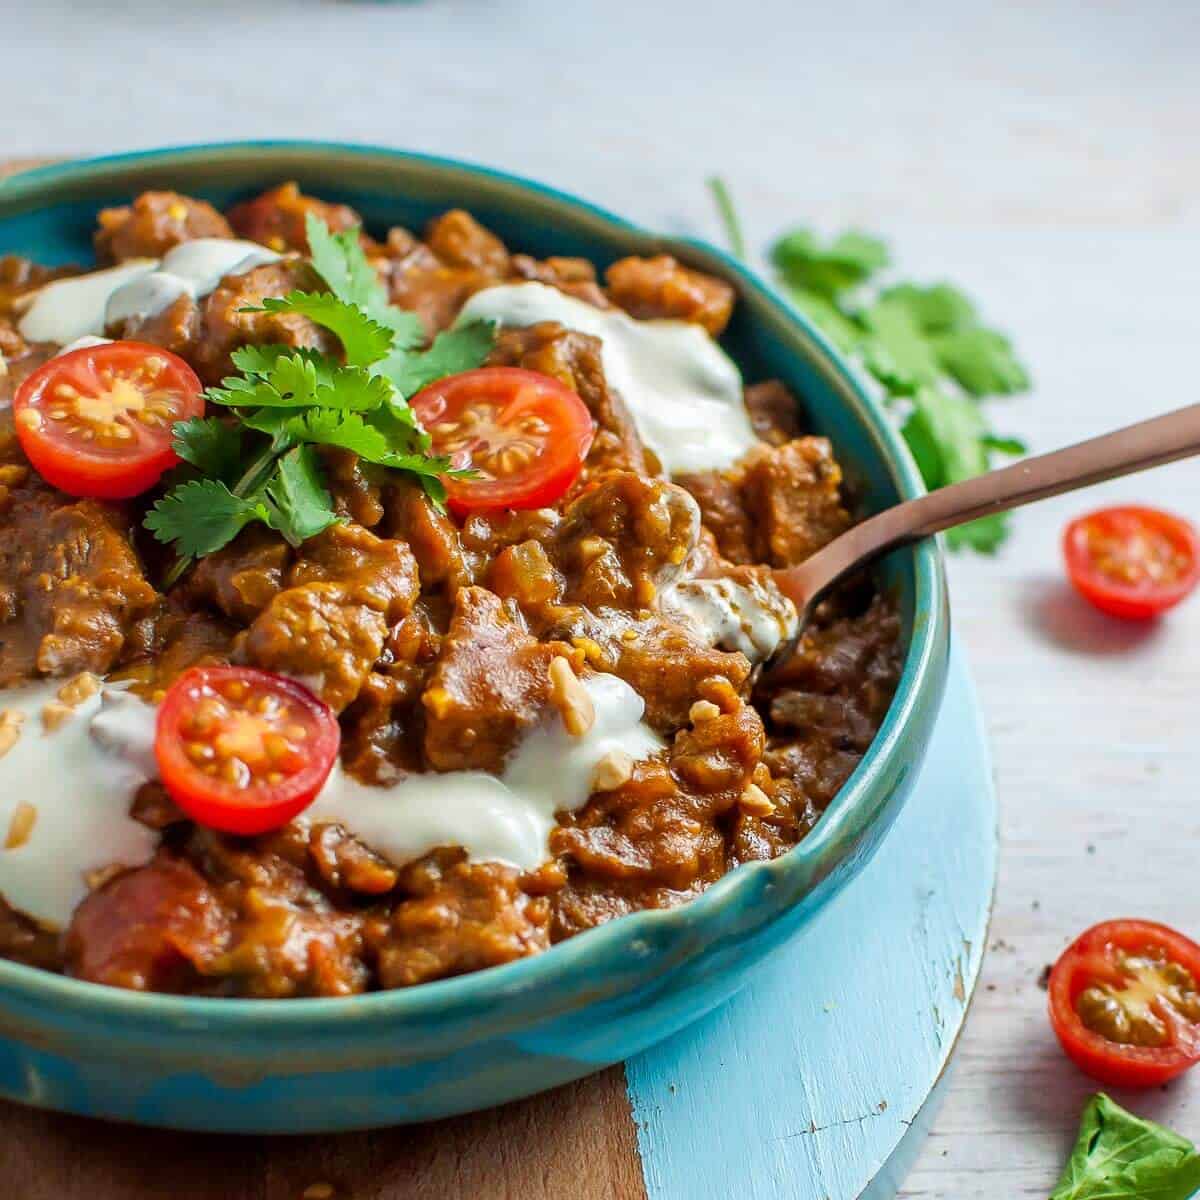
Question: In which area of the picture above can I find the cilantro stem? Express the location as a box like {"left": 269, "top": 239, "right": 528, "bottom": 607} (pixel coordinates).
{"left": 162, "top": 554, "right": 193, "bottom": 590}
{"left": 160, "top": 439, "right": 284, "bottom": 590}
{"left": 708, "top": 175, "right": 747, "bottom": 261}
{"left": 232, "top": 439, "right": 286, "bottom": 499}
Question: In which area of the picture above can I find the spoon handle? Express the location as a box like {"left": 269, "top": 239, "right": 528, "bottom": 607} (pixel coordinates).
{"left": 775, "top": 402, "right": 1200, "bottom": 610}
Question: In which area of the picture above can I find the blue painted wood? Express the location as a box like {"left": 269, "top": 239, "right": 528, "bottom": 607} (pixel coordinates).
{"left": 626, "top": 637, "right": 996, "bottom": 1200}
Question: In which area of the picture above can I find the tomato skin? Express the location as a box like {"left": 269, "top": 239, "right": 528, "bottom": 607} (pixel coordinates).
{"left": 13, "top": 340, "right": 203, "bottom": 500}
{"left": 1048, "top": 919, "right": 1200, "bottom": 1088}
{"left": 1063, "top": 507, "right": 1200, "bottom": 621}
{"left": 410, "top": 367, "right": 595, "bottom": 517}
{"left": 155, "top": 667, "right": 340, "bottom": 836}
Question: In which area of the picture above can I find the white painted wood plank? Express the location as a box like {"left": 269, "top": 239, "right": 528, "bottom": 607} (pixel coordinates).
{"left": 4, "top": 0, "right": 1199, "bottom": 1192}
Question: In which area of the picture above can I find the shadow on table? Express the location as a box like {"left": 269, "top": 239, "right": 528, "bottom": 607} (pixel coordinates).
{"left": 1020, "top": 576, "right": 1163, "bottom": 656}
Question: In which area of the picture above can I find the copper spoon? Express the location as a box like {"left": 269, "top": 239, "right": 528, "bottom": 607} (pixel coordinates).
{"left": 768, "top": 403, "right": 1200, "bottom": 669}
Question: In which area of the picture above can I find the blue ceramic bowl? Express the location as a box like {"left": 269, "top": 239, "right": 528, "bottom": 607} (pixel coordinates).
{"left": 0, "top": 142, "right": 948, "bottom": 1132}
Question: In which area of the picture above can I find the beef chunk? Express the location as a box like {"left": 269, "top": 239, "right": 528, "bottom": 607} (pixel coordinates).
{"left": 288, "top": 523, "right": 419, "bottom": 624}
{"left": 740, "top": 438, "right": 851, "bottom": 565}
{"left": 726, "top": 776, "right": 821, "bottom": 867}
{"left": 114, "top": 292, "right": 201, "bottom": 360}
{"left": 552, "top": 472, "right": 699, "bottom": 609}
{"left": 674, "top": 468, "right": 756, "bottom": 564}
{"left": 380, "top": 235, "right": 479, "bottom": 336}
{"left": 758, "top": 595, "right": 901, "bottom": 813}
{"left": 551, "top": 697, "right": 764, "bottom": 929}
{"left": 244, "top": 524, "right": 418, "bottom": 712}
{"left": 309, "top": 823, "right": 399, "bottom": 896}
{"left": 421, "top": 586, "right": 564, "bottom": 772}
{"left": 192, "top": 259, "right": 338, "bottom": 384}
{"left": 384, "top": 481, "right": 472, "bottom": 593}
{"left": 94, "top": 191, "right": 233, "bottom": 263}
{"left": 764, "top": 594, "right": 901, "bottom": 726}
{"left": 425, "top": 210, "right": 510, "bottom": 274}
{"left": 372, "top": 850, "right": 550, "bottom": 988}
{"left": 0, "top": 490, "right": 158, "bottom": 686}
{"left": 244, "top": 584, "right": 387, "bottom": 713}
{"left": 374, "top": 213, "right": 511, "bottom": 338}
{"left": 0, "top": 895, "right": 62, "bottom": 972}
{"left": 744, "top": 379, "right": 803, "bottom": 446}
{"left": 65, "top": 857, "right": 229, "bottom": 992}
{"left": 605, "top": 254, "right": 735, "bottom": 335}
{"left": 681, "top": 437, "right": 851, "bottom": 567}
{"left": 510, "top": 254, "right": 611, "bottom": 308}
{"left": 183, "top": 826, "right": 369, "bottom": 998}
{"left": 554, "top": 607, "right": 750, "bottom": 733}
{"left": 119, "top": 606, "right": 238, "bottom": 699}
{"left": 184, "top": 527, "right": 291, "bottom": 624}
{"left": 226, "top": 182, "right": 363, "bottom": 253}
{"left": 320, "top": 446, "right": 384, "bottom": 528}
{"left": 0, "top": 321, "right": 49, "bottom": 407}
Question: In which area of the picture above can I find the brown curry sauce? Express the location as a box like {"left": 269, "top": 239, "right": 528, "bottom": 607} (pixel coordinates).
{"left": 0, "top": 188, "right": 900, "bottom": 996}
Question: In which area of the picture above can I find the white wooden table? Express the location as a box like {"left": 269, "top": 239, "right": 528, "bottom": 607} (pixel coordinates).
{"left": 4, "top": 1, "right": 1200, "bottom": 1192}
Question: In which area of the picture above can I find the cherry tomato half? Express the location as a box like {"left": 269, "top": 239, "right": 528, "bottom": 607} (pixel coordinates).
{"left": 1063, "top": 506, "right": 1200, "bottom": 620}
{"left": 410, "top": 367, "right": 595, "bottom": 517}
{"left": 155, "top": 667, "right": 340, "bottom": 836}
{"left": 1048, "top": 919, "right": 1200, "bottom": 1088}
{"left": 13, "top": 340, "right": 203, "bottom": 500}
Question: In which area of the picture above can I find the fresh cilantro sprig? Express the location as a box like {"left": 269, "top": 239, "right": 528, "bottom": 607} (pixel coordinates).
{"left": 707, "top": 177, "right": 1031, "bottom": 553}
{"left": 1050, "top": 1093, "right": 1200, "bottom": 1200}
{"left": 145, "top": 214, "right": 495, "bottom": 579}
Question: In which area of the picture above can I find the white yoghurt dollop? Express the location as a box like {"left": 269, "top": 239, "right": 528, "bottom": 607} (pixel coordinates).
{"left": 457, "top": 282, "right": 758, "bottom": 474}
{"left": 17, "top": 260, "right": 159, "bottom": 346}
{"left": 309, "top": 672, "right": 663, "bottom": 872}
{"left": 662, "top": 576, "right": 798, "bottom": 663}
{"left": 0, "top": 672, "right": 661, "bottom": 926}
{"left": 104, "top": 238, "right": 279, "bottom": 329}
{"left": 0, "top": 680, "right": 158, "bottom": 927}
{"left": 15, "top": 238, "right": 279, "bottom": 347}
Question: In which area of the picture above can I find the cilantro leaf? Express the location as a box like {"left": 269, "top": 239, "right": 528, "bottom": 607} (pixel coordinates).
{"left": 312, "top": 367, "right": 394, "bottom": 413}
{"left": 982, "top": 433, "right": 1029, "bottom": 456}
{"left": 945, "top": 513, "right": 1011, "bottom": 554}
{"left": 877, "top": 282, "right": 977, "bottom": 333}
{"left": 859, "top": 294, "right": 943, "bottom": 393}
{"left": 144, "top": 479, "right": 271, "bottom": 559}
{"left": 931, "top": 326, "right": 1030, "bottom": 396}
{"left": 171, "top": 417, "right": 245, "bottom": 483}
{"left": 262, "top": 446, "right": 340, "bottom": 546}
{"left": 361, "top": 394, "right": 434, "bottom": 460}
{"left": 282, "top": 409, "right": 393, "bottom": 461}
{"left": 229, "top": 343, "right": 295, "bottom": 378}
{"left": 381, "top": 320, "right": 497, "bottom": 397}
{"left": 782, "top": 287, "right": 864, "bottom": 354}
{"left": 1051, "top": 1093, "right": 1200, "bottom": 1200}
{"left": 305, "top": 212, "right": 424, "bottom": 349}
{"left": 745, "top": 202, "right": 1033, "bottom": 555}
{"left": 143, "top": 219, "right": 502, "bottom": 572}
{"left": 210, "top": 352, "right": 389, "bottom": 412}
{"left": 249, "top": 291, "right": 395, "bottom": 367}
{"left": 771, "top": 228, "right": 889, "bottom": 300}
{"left": 906, "top": 384, "right": 1012, "bottom": 554}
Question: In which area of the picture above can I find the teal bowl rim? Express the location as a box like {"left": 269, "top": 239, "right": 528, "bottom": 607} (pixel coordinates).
{"left": 0, "top": 141, "right": 947, "bottom": 1031}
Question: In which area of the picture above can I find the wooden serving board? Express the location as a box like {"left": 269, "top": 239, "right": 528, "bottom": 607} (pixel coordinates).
{"left": 0, "top": 643, "right": 994, "bottom": 1199}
